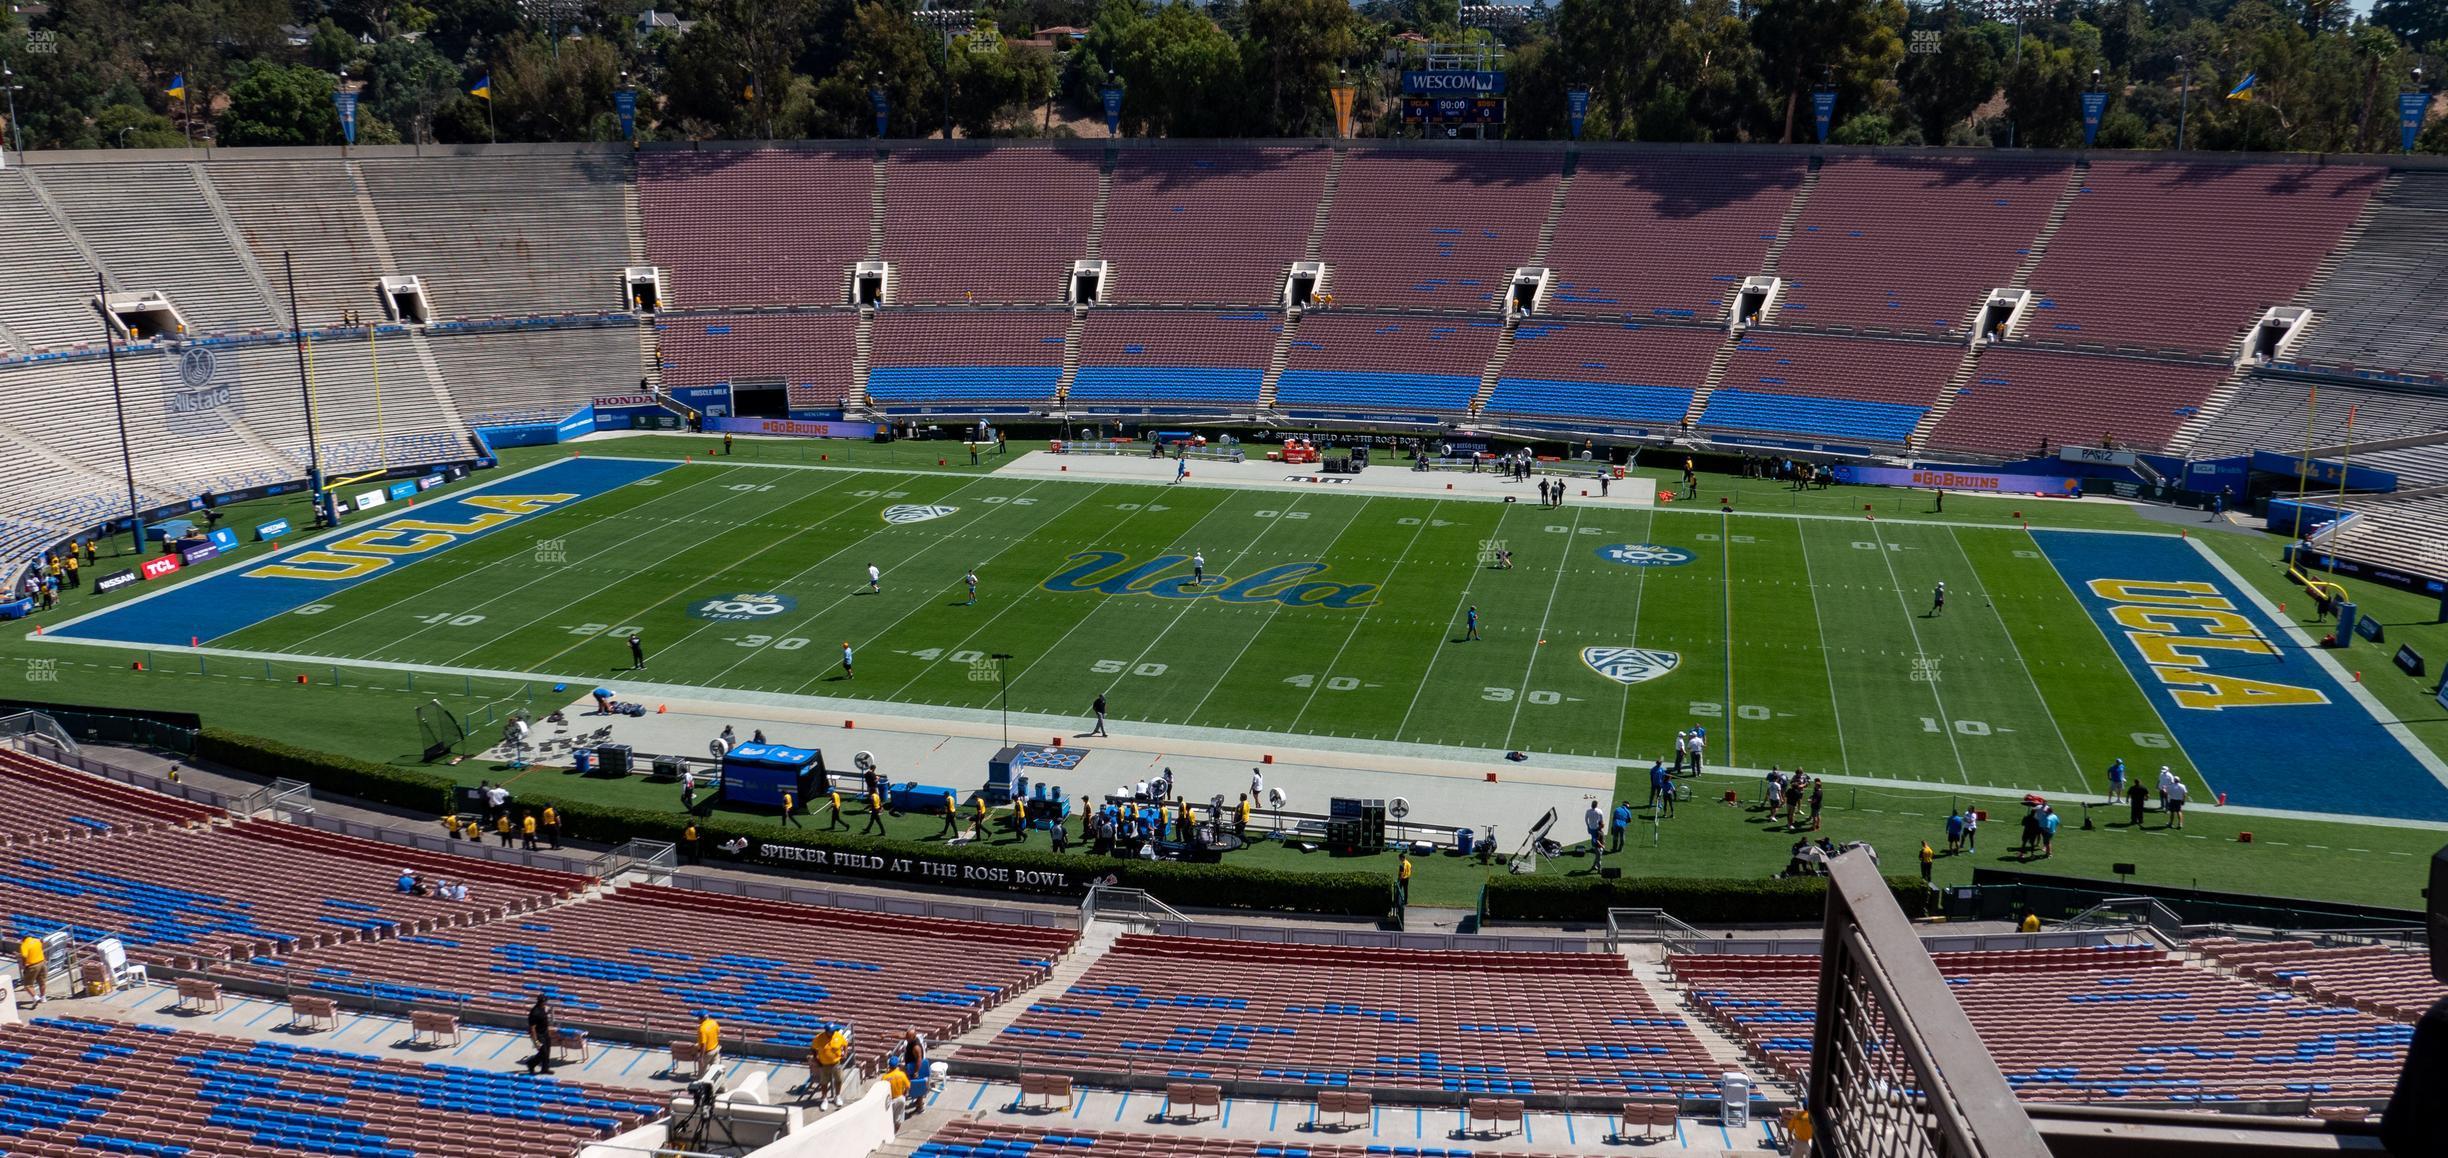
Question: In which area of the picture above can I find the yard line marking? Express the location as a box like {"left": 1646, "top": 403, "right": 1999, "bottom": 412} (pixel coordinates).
{"left": 454, "top": 471, "right": 863, "bottom": 669}
{"left": 1869, "top": 522, "right": 1970, "bottom": 784}
{"left": 1395, "top": 503, "right": 1528, "bottom": 739}
{"left": 1611, "top": 507, "right": 1659, "bottom": 767}
{"left": 279, "top": 464, "right": 744, "bottom": 656}
{"left": 872, "top": 484, "right": 1142, "bottom": 703}
{"left": 1288, "top": 500, "right": 1448, "bottom": 734}
{"left": 1502, "top": 507, "right": 1581, "bottom": 751}
{"left": 1720, "top": 507, "right": 1739, "bottom": 765}
{"left": 1186, "top": 497, "right": 1379, "bottom": 725}
{"left": 690, "top": 471, "right": 1028, "bottom": 690}
{"left": 1089, "top": 494, "right": 1318, "bottom": 709}
{"left": 1793, "top": 511, "right": 1852, "bottom": 776}
{"left": 1942, "top": 526, "right": 2086, "bottom": 791}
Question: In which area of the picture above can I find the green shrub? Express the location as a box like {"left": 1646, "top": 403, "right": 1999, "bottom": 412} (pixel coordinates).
{"left": 197, "top": 728, "right": 1391, "bottom": 916}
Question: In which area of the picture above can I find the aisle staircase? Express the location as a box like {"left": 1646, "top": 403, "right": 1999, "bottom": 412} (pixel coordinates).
{"left": 1679, "top": 161, "right": 1823, "bottom": 430}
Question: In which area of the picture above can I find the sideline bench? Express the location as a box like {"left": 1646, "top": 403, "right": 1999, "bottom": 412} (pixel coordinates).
{"left": 1014, "top": 1073, "right": 1076, "bottom": 1112}
{"left": 1161, "top": 1082, "right": 1222, "bottom": 1123}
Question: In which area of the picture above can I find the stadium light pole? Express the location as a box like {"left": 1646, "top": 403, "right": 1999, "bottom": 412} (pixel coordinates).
{"left": 97, "top": 274, "right": 144, "bottom": 556}
{"left": 3, "top": 65, "right": 23, "bottom": 159}
{"left": 285, "top": 252, "right": 330, "bottom": 527}
{"left": 991, "top": 653, "right": 1013, "bottom": 747}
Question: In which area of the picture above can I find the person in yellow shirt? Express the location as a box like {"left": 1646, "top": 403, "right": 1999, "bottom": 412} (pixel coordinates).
{"left": 938, "top": 791, "right": 958, "bottom": 838}
{"left": 496, "top": 812, "right": 514, "bottom": 847}
{"left": 443, "top": 814, "right": 463, "bottom": 841}
{"left": 1786, "top": 1105, "right": 1814, "bottom": 1158}
{"left": 863, "top": 789, "right": 888, "bottom": 835}
{"left": 17, "top": 934, "right": 46, "bottom": 1004}
{"left": 681, "top": 822, "right": 700, "bottom": 864}
{"left": 781, "top": 791, "right": 801, "bottom": 828}
{"left": 808, "top": 1026, "right": 848, "bottom": 1108}
{"left": 1236, "top": 793, "right": 1252, "bottom": 837}
{"left": 541, "top": 806, "right": 560, "bottom": 849}
{"left": 62, "top": 554, "right": 78, "bottom": 589}
{"left": 2020, "top": 910, "right": 2042, "bottom": 934}
{"left": 521, "top": 811, "right": 539, "bottom": 850}
{"left": 826, "top": 788, "right": 848, "bottom": 831}
{"left": 1918, "top": 840, "right": 1935, "bottom": 885}
{"left": 695, "top": 1014, "right": 722, "bottom": 1074}
{"left": 881, "top": 1064, "right": 911, "bottom": 1126}
{"left": 1396, "top": 852, "right": 1413, "bottom": 908}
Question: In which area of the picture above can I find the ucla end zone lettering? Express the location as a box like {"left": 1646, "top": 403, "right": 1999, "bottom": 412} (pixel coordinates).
{"left": 48, "top": 458, "right": 675, "bottom": 647}
{"left": 2033, "top": 530, "right": 2448, "bottom": 820}
{"left": 1043, "top": 551, "right": 1376, "bottom": 610}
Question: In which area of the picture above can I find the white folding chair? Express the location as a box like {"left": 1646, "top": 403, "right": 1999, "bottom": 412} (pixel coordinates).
{"left": 94, "top": 938, "right": 149, "bottom": 991}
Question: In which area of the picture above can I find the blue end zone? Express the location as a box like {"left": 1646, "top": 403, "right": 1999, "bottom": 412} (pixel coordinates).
{"left": 50, "top": 457, "right": 675, "bottom": 647}
{"left": 2034, "top": 530, "right": 2448, "bottom": 820}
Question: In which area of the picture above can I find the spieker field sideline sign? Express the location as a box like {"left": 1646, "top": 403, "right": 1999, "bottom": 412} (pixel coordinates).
{"left": 1831, "top": 464, "right": 2083, "bottom": 494}
{"left": 754, "top": 840, "right": 1080, "bottom": 894}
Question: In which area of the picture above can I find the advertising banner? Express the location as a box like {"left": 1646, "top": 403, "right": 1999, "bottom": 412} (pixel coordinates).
{"left": 255, "top": 519, "right": 292, "bottom": 542}
{"left": 1831, "top": 465, "right": 2081, "bottom": 494}
{"left": 1812, "top": 90, "right": 1836, "bottom": 142}
{"left": 179, "top": 542, "right": 219, "bottom": 565}
{"left": 707, "top": 416, "right": 881, "bottom": 440}
{"left": 2059, "top": 445, "right": 2137, "bottom": 467}
{"left": 355, "top": 488, "right": 389, "bottom": 511}
{"left": 333, "top": 89, "right": 358, "bottom": 145}
{"left": 1402, "top": 70, "right": 1506, "bottom": 95}
{"left": 1101, "top": 85, "right": 1122, "bottom": 135}
{"left": 1566, "top": 86, "right": 1591, "bottom": 139}
{"left": 206, "top": 527, "right": 239, "bottom": 550}
{"left": 615, "top": 88, "right": 637, "bottom": 140}
{"left": 140, "top": 556, "right": 182, "bottom": 581}
{"left": 94, "top": 568, "right": 141, "bottom": 595}
{"left": 387, "top": 480, "right": 419, "bottom": 501}
{"left": 2405, "top": 91, "right": 2430, "bottom": 153}
{"left": 2081, "top": 91, "right": 2108, "bottom": 147}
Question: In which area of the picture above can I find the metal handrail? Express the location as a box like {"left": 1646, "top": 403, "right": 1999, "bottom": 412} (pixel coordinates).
{"left": 1606, "top": 907, "right": 1705, "bottom": 953}
{"left": 1810, "top": 851, "right": 2050, "bottom": 1157}
{"left": 1080, "top": 885, "right": 1189, "bottom": 932}
{"left": 2062, "top": 896, "right": 2190, "bottom": 943}
{"left": 0, "top": 711, "right": 79, "bottom": 757}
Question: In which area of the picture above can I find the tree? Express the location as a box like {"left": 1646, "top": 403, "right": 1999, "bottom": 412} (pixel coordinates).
{"left": 2373, "top": 0, "right": 2448, "bottom": 53}
{"left": 1750, "top": 0, "right": 1906, "bottom": 143}
{"left": 1549, "top": 0, "right": 1683, "bottom": 139}
{"left": 1898, "top": 22, "right": 2004, "bottom": 145}
{"left": 95, "top": 103, "right": 186, "bottom": 147}
{"left": 490, "top": 30, "right": 623, "bottom": 141}
{"left": 361, "top": 35, "right": 466, "bottom": 144}
{"left": 2002, "top": 22, "right": 2106, "bottom": 149}
{"left": 1241, "top": 0, "right": 1357, "bottom": 136}
{"left": 1094, "top": 1, "right": 1246, "bottom": 136}
{"left": 220, "top": 64, "right": 345, "bottom": 146}
{"left": 948, "top": 37, "right": 1058, "bottom": 137}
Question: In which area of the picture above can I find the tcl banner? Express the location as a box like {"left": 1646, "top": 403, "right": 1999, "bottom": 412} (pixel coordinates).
{"left": 140, "top": 556, "right": 182, "bottom": 580}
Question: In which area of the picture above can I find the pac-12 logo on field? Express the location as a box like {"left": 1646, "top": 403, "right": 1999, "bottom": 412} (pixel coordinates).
{"left": 883, "top": 504, "right": 959, "bottom": 525}
{"left": 1596, "top": 543, "right": 1694, "bottom": 567}
{"left": 691, "top": 593, "right": 796, "bottom": 621}
{"left": 1582, "top": 646, "right": 1680, "bottom": 686}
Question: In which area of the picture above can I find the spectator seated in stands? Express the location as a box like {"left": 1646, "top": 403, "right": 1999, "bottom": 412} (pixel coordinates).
{"left": 396, "top": 869, "right": 425, "bottom": 895}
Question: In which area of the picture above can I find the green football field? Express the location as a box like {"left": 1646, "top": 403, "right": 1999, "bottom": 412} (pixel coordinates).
{"left": 77, "top": 452, "right": 2243, "bottom": 798}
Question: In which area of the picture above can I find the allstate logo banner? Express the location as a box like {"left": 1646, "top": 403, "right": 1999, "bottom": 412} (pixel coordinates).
{"left": 883, "top": 504, "right": 959, "bottom": 525}
{"left": 1596, "top": 543, "right": 1694, "bottom": 567}
{"left": 164, "top": 347, "right": 243, "bottom": 437}
{"left": 691, "top": 592, "right": 797, "bottom": 621}
{"left": 1582, "top": 646, "right": 1680, "bottom": 686}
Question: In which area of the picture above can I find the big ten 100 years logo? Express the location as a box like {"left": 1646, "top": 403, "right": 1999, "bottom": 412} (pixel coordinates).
{"left": 1042, "top": 551, "right": 1377, "bottom": 609}
{"left": 691, "top": 593, "right": 798, "bottom": 621}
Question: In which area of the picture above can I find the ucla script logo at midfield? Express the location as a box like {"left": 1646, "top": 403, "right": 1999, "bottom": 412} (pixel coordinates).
{"left": 883, "top": 504, "right": 959, "bottom": 525}
{"left": 1596, "top": 543, "right": 1694, "bottom": 567}
{"left": 1582, "top": 647, "right": 1681, "bottom": 686}
{"left": 1043, "top": 551, "right": 1377, "bottom": 609}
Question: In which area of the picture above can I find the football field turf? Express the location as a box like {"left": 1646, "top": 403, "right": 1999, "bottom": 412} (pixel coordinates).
{"left": 45, "top": 451, "right": 2447, "bottom": 818}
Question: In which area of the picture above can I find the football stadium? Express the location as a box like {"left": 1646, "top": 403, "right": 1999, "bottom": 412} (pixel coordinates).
{"left": 4, "top": 69, "right": 2448, "bottom": 1158}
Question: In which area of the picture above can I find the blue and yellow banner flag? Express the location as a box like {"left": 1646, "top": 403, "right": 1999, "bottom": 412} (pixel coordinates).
{"left": 165, "top": 73, "right": 187, "bottom": 100}
{"left": 469, "top": 74, "right": 492, "bottom": 101}
{"left": 2226, "top": 73, "right": 2258, "bottom": 102}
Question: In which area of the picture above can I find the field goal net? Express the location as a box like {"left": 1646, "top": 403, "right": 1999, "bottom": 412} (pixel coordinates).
{"left": 416, "top": 699, "right": 469, "bottom": 763}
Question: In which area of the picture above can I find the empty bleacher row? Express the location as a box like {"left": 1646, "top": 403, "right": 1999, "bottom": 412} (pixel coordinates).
{"left": 1482, "top": 322, "right": 1713, "bottom": 430}
{"left": 1928, "top": 348, "right": 2236, "bottom": 459}
{"left": 1541, "top": 154, "right": 1802, "bottom": 323}
{"left": 1277, "top": 313, "right": 1500, "bottom": 417}
{"left": 1316, "top": 149, "right": 1561, "bottom": 313}
{"left": 2195, "top": 939, "right": 2444, "bottom": 1025}
{"left": 1699, "top": 331, "right": 1960, "bottom": 446}
{"left": 1775, "top": 156, "right": 2066, "bottom": 337}
{"left": 2187, "top": 374, "right": 2448, "bottom": 458}
{"left": 0, "top": 818, "right": 589, "bottom": 969}
{"left": 913, "top": 1121, "right": 1586, "bottom": 1158}
{"left": 968, "top": 934, "right": 1719, "bottom": 1096}
{"left": 2315, "top": 494, "right": 2448, "bottom": 582}
{"left": 0, "top": 746, "right": 223, "bottom": 844}
{"left": 1102, "top": 148, "right": 1332, "bottom": 306}
{"left": 639, "top": 149, "right": 875, "bottom": 310}
{"left": 658, "top": 312, "right": 859, "bottom": 410}
{"left": 2287, "top": 171, "right": 2448, "bottom": 377}
{"left": 0, "top": 1015, "right": 660, "bottom": 1158}
{"left": 885, "top": 148, "right": 1103, "bottom": 306}
{"left": 222, "top": 884, "right": 1077, "bottom": 1053}
{"left": 869, "top": 310, "right": 1071, "bottom": 410}
{"left": 1071, "top": 311, "right": 1279, "bottom": 409}
{"left": 1673, "top": 946, "right": 2412, "bottom": 1104}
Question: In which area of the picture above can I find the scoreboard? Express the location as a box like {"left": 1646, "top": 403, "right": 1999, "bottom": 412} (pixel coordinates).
{"left": 1403, "top": 97, "right": 1505, "bottom": 124}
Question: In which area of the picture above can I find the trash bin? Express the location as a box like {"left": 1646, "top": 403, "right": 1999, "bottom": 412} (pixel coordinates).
{"left": 573, "top": 749, "right": 594, "bottom": 775}
{"left": 1453, "top": 827, "right": 1474, "bottom": 854}
{"left": 1719, "top": 1072, "right": 1752, "bottom": 1127}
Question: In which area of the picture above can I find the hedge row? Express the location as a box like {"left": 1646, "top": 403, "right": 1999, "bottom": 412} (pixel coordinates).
{"left": 197, "top": 728, "right": 1391, "bottom": 917}
{"left": 1482, "top": 872, "right": 1935, "bottom": 924}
